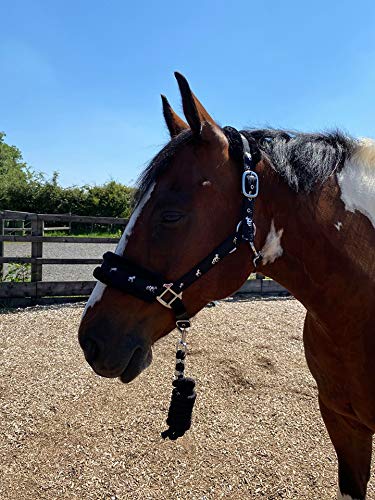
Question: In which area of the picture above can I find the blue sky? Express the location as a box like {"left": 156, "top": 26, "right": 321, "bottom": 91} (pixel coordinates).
{"left": 1, "top": 0, "right": 375, "bottom": 187}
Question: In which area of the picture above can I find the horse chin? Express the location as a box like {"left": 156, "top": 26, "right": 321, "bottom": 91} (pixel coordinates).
{"left": 119, "top": 347, "right": 153, "bottom": 383}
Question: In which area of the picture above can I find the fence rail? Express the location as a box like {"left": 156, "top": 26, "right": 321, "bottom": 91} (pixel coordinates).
{"left": 1, "top": 210, "right": 128, "bottom": 224}
{"left": 0, "top": 257, "right": 103, "bottom": 265}
{"left": 0, "top": 281, "right": 94, "bottom": 299}
{"left": 0, "top": 210, "right": 289, "bottom": 306}
{"left": 0, "top": 235, "right": 120, "bottom": 243}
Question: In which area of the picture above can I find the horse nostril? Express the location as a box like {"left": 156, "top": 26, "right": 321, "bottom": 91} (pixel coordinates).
{"left": 82, "top": 338, "right": 99, "bottom": 364}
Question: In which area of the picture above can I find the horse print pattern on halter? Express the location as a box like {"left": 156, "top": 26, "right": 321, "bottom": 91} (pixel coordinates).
{"left": 212, "top": 254, "right": 220, "bottom": 264}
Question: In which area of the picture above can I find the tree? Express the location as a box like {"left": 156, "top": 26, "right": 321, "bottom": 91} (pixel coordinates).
{"left": 0, "top": 132, "right": 136, "bottom": 217}
{"left": 0, "top": 132, "right": 35, "bottom": 209}
{"left": 84, "top": 181, "right": 135, "bottom": 218}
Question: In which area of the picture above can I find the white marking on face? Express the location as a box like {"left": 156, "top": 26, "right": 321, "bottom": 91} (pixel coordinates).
{"left": 334, "top": 221, "right": 343, "bottom": 231}
{"left": 82, "top": 183, "right": 156, "bottom": 318}
{"left": 337, "top": 138, "right": 375, "bottom": 228}
{"left": 82, "top": 281, "right": 107, "bottom": 318}
{"left": 115, "top": 183, "right": 156, "bottom": 256}
{"left": 261, "top": 219, "right": 284, "bottom": 265}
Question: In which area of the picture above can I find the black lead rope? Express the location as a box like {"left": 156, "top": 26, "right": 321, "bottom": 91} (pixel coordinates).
{"left": 161, "top": 327, "right": 196, "bottom": 440}
{"left": 93, "top": 126, "right": 262, "bottom": 440}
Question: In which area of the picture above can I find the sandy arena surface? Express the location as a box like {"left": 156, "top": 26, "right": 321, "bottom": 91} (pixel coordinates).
{"left": 1, "top": 298, "right": 374, "bottom": 499}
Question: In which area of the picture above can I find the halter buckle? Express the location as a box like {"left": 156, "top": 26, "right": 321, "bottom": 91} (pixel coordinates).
{"left": 156, "top": 285, "right": 182, "bottom": 309}
{"left": 242, "top": 170, "right": 259, "bottom": 198}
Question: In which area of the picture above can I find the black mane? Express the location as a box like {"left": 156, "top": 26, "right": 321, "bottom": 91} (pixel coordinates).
{"left": 242, "top": 128, "right": 356, "bottom": 192}
{"left": 136, "top": 127, "right": 356, "bottom": 201}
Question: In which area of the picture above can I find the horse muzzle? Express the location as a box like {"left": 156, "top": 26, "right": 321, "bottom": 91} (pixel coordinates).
{"left": 79, "top": 320, "right": 152, "bottom": 383}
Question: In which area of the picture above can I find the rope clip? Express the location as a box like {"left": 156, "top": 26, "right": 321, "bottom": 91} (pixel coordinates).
{"left": 176, "top": 319, "right": 191, "bottom": 330}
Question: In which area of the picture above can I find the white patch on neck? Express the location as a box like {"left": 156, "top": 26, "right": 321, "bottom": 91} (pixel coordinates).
{"left": 82, "top": 183, "right": 156, "bottom": 318}
{"left": 334, "top": 221, "right": 343, "bottom": 231}
{"left": 261, "top": 219, "right": 284, "bottom": 265}
{"left": 337, "top": 138, "right": 375, "bottom": 228}
{"left": 337, "top": 489, "right": 360, "bottom": 499}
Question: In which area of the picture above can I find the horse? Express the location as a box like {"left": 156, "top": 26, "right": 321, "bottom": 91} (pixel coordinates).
{"left": 78, "top": 72, "right": 375, "bottom": 499}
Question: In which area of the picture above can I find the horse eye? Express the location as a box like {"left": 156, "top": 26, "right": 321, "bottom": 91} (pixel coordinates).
{"left": 161, "top": 211, "right": 184, "bottom": 223}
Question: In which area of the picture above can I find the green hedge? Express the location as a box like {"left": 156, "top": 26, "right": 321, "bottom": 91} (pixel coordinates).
{"left": 0, "top": 132, "right": 135, "bottom": 217}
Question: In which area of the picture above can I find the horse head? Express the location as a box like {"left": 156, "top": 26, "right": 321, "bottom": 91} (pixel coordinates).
{"left": 78, "top": 73, "right": 268, "bottom": 383}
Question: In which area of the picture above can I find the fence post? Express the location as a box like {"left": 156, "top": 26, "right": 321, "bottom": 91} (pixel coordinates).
{"left": 0, "top": 218, "right": 4, "bottom": 280}
{"left": 31, "top": 215, "right": 44, "bottom": 284}
{"left": 256, "top": 273, "right": 264, "bottom": 294}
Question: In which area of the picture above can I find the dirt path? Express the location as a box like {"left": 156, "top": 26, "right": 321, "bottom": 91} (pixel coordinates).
{"left": 1, "top": 298, "right": 373, "bottom": 499}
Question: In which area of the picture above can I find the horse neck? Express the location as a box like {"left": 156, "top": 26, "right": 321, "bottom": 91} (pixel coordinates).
{"left": 253, "top": 160, "right": 372, "bottom": 331}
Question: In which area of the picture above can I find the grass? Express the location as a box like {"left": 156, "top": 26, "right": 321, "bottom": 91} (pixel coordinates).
{"left": 0, "top": 263, "right": 31, "bottom": 282}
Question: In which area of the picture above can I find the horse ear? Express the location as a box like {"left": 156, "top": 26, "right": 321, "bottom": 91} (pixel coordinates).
{"left": 200, "top": 121, "right": 229, "bottom": 151}
{"left": 161, "top": 95, "right": 189, "bottom": 138}
{"left": 174, "top": 72, "right": 216, "bottom": 135}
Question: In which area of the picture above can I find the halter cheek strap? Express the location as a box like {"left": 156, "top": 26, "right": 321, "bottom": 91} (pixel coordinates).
{"left": 238, "top": 134, "right": 263, "bottom": 267}
{"left": 92, "top": 126, "right": 262, "bottom": 439}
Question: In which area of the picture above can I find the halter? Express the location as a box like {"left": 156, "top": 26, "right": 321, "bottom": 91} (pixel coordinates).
{"left": 94, "top": 127, "right": 262, "bottom": 325}
{"left": 93, "top": 126, "right": 262, "bottom": 439}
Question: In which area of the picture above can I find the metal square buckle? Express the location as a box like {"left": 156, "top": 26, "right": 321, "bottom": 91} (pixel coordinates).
{"left": 242, "top": 170, "right": 259, "bottom": 198}
{"left": 156, "top": 285, "right": 182, "bottom": 309}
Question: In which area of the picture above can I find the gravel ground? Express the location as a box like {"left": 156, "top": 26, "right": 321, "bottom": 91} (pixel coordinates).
{"left": 1, "top": 298, "right": 374, "bottom": 499}
{"left": 3, "top": 242, "right": 116, "bottom": 281}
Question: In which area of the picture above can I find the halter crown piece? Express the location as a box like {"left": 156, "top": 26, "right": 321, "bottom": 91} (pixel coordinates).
{"left": 93, "top": 127, "right": 262, "bottom": 440}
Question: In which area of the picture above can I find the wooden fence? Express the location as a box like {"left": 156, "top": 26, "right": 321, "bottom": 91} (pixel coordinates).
{"left": 0, "top": 210, "right": 288, "bottom": 307}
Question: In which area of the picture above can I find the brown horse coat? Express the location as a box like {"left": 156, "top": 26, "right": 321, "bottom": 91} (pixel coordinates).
{"left": 79, "top": 74, "right": 375, "bottom": 499}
